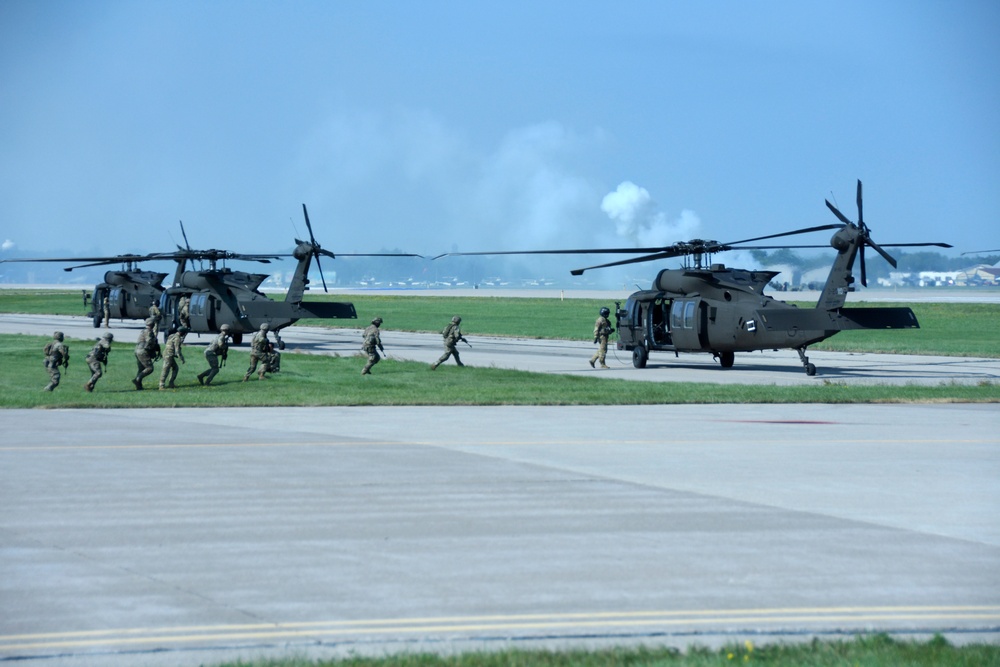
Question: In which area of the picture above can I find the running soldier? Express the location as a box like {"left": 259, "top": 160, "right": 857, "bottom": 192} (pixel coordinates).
{"left": 197, "top": 324, "right": 231, "bottom": 386}
{"left": 133, "top": 318, "right": 159, "bottom": 390}
{"left": 243, "top": 323, "right": 271, "bottom": 381}
{"left": 361, "top": 317, "right": 384, "bottom": 375}
{"left": 430, "top": 316, "right": 468, "bottom": 369}
{"left": 43, "top": 331, "right": 69, "bottom": 391}
{"left": 589, "top": 307, "right": 615, "bottom": 369}
{"left": 158, "top": 326, "right": 188, "bottom": 390}
{"left": 84, "top": 332, "right": 113, "bottom": 392}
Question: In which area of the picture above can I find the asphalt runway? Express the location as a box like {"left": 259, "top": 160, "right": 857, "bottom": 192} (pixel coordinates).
{"left": 2, "top": 313, "right": 999, "bottom": 386}
{"left": 1, "top": 404, "right": 998, "bottom": 666}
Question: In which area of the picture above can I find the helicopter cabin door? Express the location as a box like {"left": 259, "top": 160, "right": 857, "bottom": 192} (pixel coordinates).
{"left": 668, "top": 298, "right": 706, "bottom": 351}
{"left": 188, "top": 293, "right": 218, "bottom": 332}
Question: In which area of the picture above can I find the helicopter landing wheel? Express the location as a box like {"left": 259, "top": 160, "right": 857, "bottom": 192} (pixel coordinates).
{"left": 718, "top": 351, "right": 735, "bottom": 368}
{"left": 805, "top": 363, "right": 817, "bottom": 376}
{"left": 632, "top": 347, "right": 648, "bottom": 369}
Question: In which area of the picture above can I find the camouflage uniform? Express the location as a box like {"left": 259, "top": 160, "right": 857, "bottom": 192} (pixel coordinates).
{"left": 133, "top": 318, "right": 158, "bottom": 390}
{"left": 158, "top": 327, "right": 187, "bottom": 389}
{"left": 148, "top": 303, "right": 161, "bottom": 338}
{"left": 589, "top": 308, "right": 614, "bottom": 369}
{"left": 431, "top": 316, "right": 466, "bottom": 369}
{"left": 43, "top": 331, "right": 69, "bottom": 391}
{"left": 177, "top": 295, "right": 191, "bottom": 328}
{"left": 101, "top": 292, "right": 111, "bottom": 328}
{"left": 85, "top": 332, "right": 113, "bottom": 392}
{"left": 243, "top": 323, "right": 271, "bottom": 381}
{"left": 197, "top": 325, "right": 230, "bottom": 386}
{"left": 361, "top": 318, "right": 384, "bottom": 375}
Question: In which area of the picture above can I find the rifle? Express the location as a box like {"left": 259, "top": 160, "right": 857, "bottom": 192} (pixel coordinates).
{"left": 461, "top": 337, "right": 472, "bottom": 348}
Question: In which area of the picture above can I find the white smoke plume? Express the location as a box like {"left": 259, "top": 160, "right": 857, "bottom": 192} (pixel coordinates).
{"left": 1, "top": 240, "right": 14, "bottom": 251}
{"left": 601, "top": 181, "right": 700, "bottom": 247}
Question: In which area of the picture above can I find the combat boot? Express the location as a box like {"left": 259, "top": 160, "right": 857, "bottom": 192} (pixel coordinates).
{"left": 197, "top": 374, "right": 205, "bottom": 385}
{"left": 589, "top": 359, "right": 595, "bottom": 368}
{"left": 84, "top": 382, "right": 93, "bottom": 392}
{"left": 430, "top": 363, "right": 437, "bottom": 370}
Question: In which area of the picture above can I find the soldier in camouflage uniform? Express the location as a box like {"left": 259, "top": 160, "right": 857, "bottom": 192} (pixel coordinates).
{"left": 243, "top": 323, "right": 271, "bottom": 381}
{"left": 133, "top": 318, "right": 159, "bottom": 390}
{"left": 101, "top": 291, "right": 111, "bottom": 328}
{"left": 43, "top": 331, "right": 69, "bottom": 391}
{"left": 361, "top": 317, "right": 384, "bottom": 375}
{"left": 84, "top": 332, "right": 113, "bottom": 392}
{"left": 148, "top": 302, "right": 162, "bottom": 338}
{"left": 177, "top": 294, "right": 191, "bottom": 328}
{"left": 159, "top": 326, "right": 188, "bottom": 390}
{"left": 430, "top": 316, "right": 467, "bottom": 369}
{"left": 197, "top": 324, "right": 230, "bottom": 386}
{"left": 589, "top": 307, "right": 614, "bottom": 369}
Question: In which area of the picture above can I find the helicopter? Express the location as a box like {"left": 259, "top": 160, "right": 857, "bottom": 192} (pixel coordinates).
{"left": 0, "top": 253, "right": 170, "bottom": 327}
{"left": 435, "top": 180, "right": 951, "bottom": 375}
{"left": 152, "top": 204, "right": 422, "bottom": 346}
{"left": 2, "top": 204, "right": 422, "bottom": 346}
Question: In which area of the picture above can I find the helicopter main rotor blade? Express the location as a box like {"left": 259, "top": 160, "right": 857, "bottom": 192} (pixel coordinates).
{"left": 570, "top": 251, "right": 682, "bottom": 276}
{"left": 723, "top": 224, "right": 842, "bottom": 247}
{"left": 859, "top": 243, "right": 867, "bottom": 287}
{"left": 431, "top": 247, "right": 670, "bottom": 260}
{"left": 865, "top": 237, "right": 897, "bottom": 269}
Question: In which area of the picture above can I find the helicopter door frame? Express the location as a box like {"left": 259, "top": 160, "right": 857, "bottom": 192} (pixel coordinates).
{"left": 669, "top": 298, "right": 703, "bottom": 351}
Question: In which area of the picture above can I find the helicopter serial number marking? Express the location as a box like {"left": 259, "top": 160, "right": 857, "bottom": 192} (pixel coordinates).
{"left": 3, "top": 606, "right": 998, "bottom": 654}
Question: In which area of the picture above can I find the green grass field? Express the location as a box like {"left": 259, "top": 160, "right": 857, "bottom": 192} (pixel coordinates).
{"left": 1, "top": 291, "right": 998, "bottom": 407}
{"left": 212, "top": 634, "right": 998, "bottom": 667}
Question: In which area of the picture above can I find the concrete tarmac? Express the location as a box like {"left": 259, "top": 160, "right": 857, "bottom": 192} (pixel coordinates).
{"left": 1, "top": 404, "right": 999, "bottom": 666}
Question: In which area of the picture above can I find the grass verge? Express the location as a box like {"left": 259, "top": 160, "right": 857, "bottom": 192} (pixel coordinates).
{"left": 4, "top": 334, "right": 997, "bottom": 408}
{"left": 212, "top": 634, "right": 998, "bottom": 666}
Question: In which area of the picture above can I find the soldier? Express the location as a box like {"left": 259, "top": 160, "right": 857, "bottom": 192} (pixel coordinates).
{"left": 361, "top": 317, "right": 384, "bottom": 375}
{"left": 43, "top": 331, "right": 69, "bottom": 391}
{"left": 84, "top": 332, "right": 113, "bottom": 392}
{"left": 430, "top": 316, "right": 468, "bottom": 370}
{"left": 177, "top": 294, "right": 191, "bottom": 328}
{"left": 589, "top": 306, "right": 615, "bottom": 369}
{"left": 159, "top": 326, "right": 188, "bottom": 390}
{"left": 197, "top": 324, "right": 230, "bottom": 386}
{"left": 148, "top": 301, "right": 162, "bottom": 338}
{"left": 133, "top": 318, "right": 159, "bottom": 390}
{"left": 243, "top": 323, "right": 271, "bottom": 381}
{"left": 101, "top": 291, "right": 111, "bottom": 328}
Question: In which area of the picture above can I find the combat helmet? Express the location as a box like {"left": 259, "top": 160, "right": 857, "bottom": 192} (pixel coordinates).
{"left": 53, "top": 331, "right": 64, "bottom": 341}
{"left": 144, "top": 317, "right": 156, "bottom": 327}
{"left": 600, "top": 307, "right": 610, "bottom": 318}
{"left": 260, "top": 323, "right": 269, "bottom": 331}
{"left": 372, "top": 317, "right": 383, "bottom": 326}
{"left": 103, "top": 332, "right": 114, "bottom": 341}
{"left": 452, "top": 316, "right": 461, "bottom": 324}
{"left": 220, "top": 324, "right": 231, "bottom": 332}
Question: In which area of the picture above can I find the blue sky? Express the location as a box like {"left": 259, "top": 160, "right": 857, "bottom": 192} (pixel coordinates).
{"left": 1, "top": 1, "right": 997, "bottom": 280}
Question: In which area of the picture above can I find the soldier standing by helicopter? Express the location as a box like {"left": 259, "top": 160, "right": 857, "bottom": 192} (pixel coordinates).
{"left": 243, "top": 323, "right": 271, "bottom": 381}
{"left": 84, "top": 332, "right": 113, "bottom": 392}
{"left": 159, "top": 326, "right": 188, "bottom": 390}
{"left": 589, "top": 307, "right": 614, "bottom": 369}
{"left": 133, "top": 318, "right": 159, "bottom": 390}
{"left": 197, "top": 324, "right": 231, "bottom": 386}
{"left": 148, "top": 302, "right": 161, "bottom": 338}
{"left": 361, "top": 317, "right": 384, "bottom": 375}
{"left": 177, "top": 294, "right": 191, "bottom": 328}
{"left": 43, "top": 331, "right": 69, "bottom": 391}
{"left": 431, "top": 316, "right": 468, "bottom": 369}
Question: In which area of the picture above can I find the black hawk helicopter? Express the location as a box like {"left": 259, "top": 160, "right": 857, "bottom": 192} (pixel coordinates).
{"left": 436, "top": 180, "right": 951, "bottom": 375}
{"left": 3, "top": 204, "right": 422, "bottom": 346}
{"left": 0, "top": 252, "right": 169, "bottom": 327}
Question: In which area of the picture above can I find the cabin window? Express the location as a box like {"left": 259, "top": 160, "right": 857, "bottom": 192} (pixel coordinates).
{"left": 683, "top": 301, "right": 696, "bottom": 329}
{"left": 671, "top": 301, "right": 684, "bottom": 329}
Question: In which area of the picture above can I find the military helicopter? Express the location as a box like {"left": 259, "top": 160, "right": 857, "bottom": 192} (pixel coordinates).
{"left": 435, "top": 180, "right": 951, "bottom": 375}
{"left": 0, "top": 253, "right": 169, "bottom": 327}
{"left": 153, "top": 204, "right": 422, "bottom": 346}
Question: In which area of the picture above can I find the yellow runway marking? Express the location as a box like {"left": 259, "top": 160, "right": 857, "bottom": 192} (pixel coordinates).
{"left": 3, "top": 606, "right": 999, "bottom": 653}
